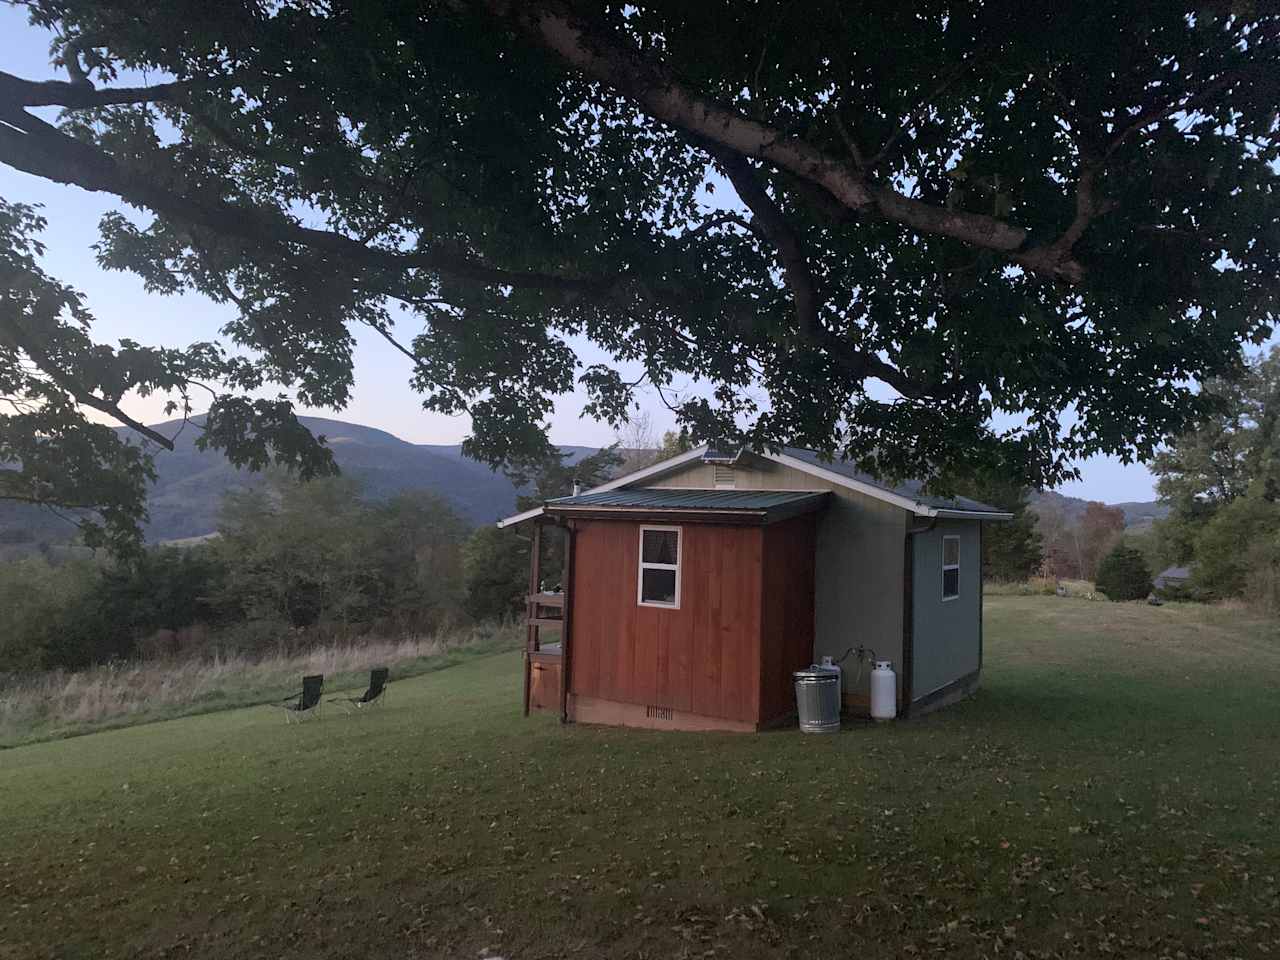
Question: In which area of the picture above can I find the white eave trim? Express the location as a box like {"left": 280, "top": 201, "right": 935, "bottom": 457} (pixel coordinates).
{"left": 927, "top": 508, "right": 1015, "bottom": 521}
{"left": 764, "top": 451, "right": 924, "bottom": 513}
{"left": 496, "top": 505, "right": 546, "bottom": 528}
{"left": 762, "top": 452, "right": 1011, "bottom": 521}
{"left": 585, "top": 444, "right": 711, "bottom": 493}
{"left": 496, "top": 445, "right": 711, "bottom": 527}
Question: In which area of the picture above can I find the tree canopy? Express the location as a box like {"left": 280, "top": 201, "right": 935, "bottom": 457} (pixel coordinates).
{"left": 1152, "top": 347, "right": 1280, "bottom": 511}
{"left": 1150, "top": 345, "right": 1280, "bottom": 568}
{"left": 2, "top": 2, "right": 1278, "bottom": 547}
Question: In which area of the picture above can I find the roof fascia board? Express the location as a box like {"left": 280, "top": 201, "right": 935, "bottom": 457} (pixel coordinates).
{"left": 930, "top": 508, "right": 1015, "bottom": 521}
{"left": 588, "top": 444, "right": 711, "bottom": 493}
{"left": 764, "top": 451, "right": 925, "bottom": 513}
{"left": 544, "top": 490, "right": 830, "bottom": 526}
{"left": 763, "top": 451, "right": 1010, "bottom": 520}
{"left": 544, "top": 506, "right": 770, "bottom": 525}
{"left": 496, "top": 505, "right": 545, "bottom": 528}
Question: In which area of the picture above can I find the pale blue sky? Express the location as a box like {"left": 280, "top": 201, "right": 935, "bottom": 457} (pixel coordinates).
{"left": 0, "top": 6, "right": 1218, "bottom": 504}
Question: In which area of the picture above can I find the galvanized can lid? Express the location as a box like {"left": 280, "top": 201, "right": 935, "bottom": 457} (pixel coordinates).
{"left": 793, "top": 667, "right": 838, "bottom": 682}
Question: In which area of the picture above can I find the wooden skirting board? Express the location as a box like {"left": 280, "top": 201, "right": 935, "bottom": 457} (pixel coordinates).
{"left": 570, "top": 695, "right": 760, "bottom": 733}
{"left": 907, "top": 669, "right": 981, "bottom": 719}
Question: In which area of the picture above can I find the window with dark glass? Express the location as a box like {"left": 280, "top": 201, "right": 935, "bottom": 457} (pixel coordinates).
{"left": 638, "top": 526, "right": 681, "bottom": 607}
{"left": 942, "top": 535, "right": 960, "bottom": 600}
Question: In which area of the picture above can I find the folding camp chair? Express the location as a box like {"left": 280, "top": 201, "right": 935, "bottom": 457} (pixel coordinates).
{"left": 277, "top": 674, "right": 324, "bottom": 723}
{"left": 331, "top": 667, "right": 389, "bottom": 714}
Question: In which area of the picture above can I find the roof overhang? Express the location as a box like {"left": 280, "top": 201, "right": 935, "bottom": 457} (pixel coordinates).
{"left": 929, "top": 508, "right": 1015, "bottom": 521}
{"left": 543, "top": 490, "right": 830, "bottom": 526}
{"left": 496, "top": 442, "right": 1013, "bottom": 526}
{"left": 766, "top": 450, "right": 924, "bottom": 513}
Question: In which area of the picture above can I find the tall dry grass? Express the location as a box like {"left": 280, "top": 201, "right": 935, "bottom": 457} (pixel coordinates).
{"left": 0, "top": 621, "right": 519, "bottom": 747}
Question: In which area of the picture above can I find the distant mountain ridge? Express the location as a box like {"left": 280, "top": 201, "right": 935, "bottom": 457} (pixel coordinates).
{"left": 132, "top": 415, "right": 555, "bottom": 540}
{"left": 0, "top": 416, "right": 593, "bottom": 554}
{"left": 1029, "top": 489, "right": 1168, "bottom": 529}
{"left": 0, "top": 415, "right": 1165, "bottom": 554}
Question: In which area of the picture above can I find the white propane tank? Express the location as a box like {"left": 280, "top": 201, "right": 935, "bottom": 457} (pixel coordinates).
{"left": 819, "top": 655, "right": 843, "bottom": 705}
{"left": 870, "top": 660, "right": 897, "bottom": 721}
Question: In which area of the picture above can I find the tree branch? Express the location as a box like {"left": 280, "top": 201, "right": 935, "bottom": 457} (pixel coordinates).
{"left": 470, "top": 0, "right": 1088, "bottom": 284}
{"left": 712, "top": 147, "right": 933, "bottom": 401}
{"left": 0, "top": 70, "right": 188, "bottom": 108}
{"left": 861, "top": 53, "right": 982, "bottom": 169}
{"left": 712, "top": 151, "right": 820, "bottom": 328}
{"left": 0, "top": 314, "right": 177, "bottom": 450}
{"left": 1104, "top": 68, "right": 1254, "bottom": 158}
{"left": 1049, "top": 161, "right": 1115, "bottom": 261}
{"left": 675, "top": 212, "right": 753, "bottom": 243}
{"left": 0, "top": 90, "right": 608, "bottom": 297}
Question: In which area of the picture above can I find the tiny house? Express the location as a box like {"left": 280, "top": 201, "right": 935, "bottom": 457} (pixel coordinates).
{"left": 499, "top": 447, "right": 1010, "bottom": 732}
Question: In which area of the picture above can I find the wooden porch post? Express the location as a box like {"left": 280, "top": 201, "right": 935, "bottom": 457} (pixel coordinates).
{"left": 559, "top": 521, "right": 576, "bottom": 724}
{"left": 522, "top": 521, "right": 543, "bottom": 717}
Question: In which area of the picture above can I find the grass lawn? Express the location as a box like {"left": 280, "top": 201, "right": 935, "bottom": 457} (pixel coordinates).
{"left": 2, "top": 596, "right": 1278, "bottom": 959}
{"left": 0, "top": 623, "right": 523, "bottom": 749}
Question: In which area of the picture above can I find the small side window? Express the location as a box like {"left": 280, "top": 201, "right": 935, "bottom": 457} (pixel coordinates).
{"left": 638, "top": 526, "right": 681, "bottom": 608}
{"left": 942, "top": 535, "right": 960, "bottom": 600}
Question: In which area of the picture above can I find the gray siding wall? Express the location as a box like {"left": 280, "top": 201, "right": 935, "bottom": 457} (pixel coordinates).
{"left": 909, "top": 519, "right": 981, "bottom": 701}
{"left": 645, "top": 454, "right": 908, "bottom": 705}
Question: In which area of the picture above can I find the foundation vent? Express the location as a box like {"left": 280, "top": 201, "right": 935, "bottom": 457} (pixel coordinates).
{"left": 645, "top": 704, "right": 674, "bottom": 720}
{"left": 713, "top": 465, "right": 736, "bottom": 489}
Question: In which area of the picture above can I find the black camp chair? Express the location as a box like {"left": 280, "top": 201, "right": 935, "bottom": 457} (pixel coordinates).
{"left": 277, "top": 674, "right": 324, "bottom": 723}
{"left": 331, "top": 667, "right": 389, "bottom": 714}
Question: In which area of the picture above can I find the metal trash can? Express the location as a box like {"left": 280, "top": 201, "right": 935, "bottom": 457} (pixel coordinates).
{"left": 793, "top": 666, "right": 841, "bottom": 734}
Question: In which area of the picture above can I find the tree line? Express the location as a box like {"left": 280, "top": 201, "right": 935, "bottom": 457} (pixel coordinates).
{"left": 1140, "top": 348, "right": 1280, "bottom": 609}
{"left": 0, "top": 445, "right": 624, "bottom": 675}
{"left": 1001, "top": 346, "right": 1280, "bottom": 609}
{"left": 0, "top": 480, "right": 463, "bottom": 673}
{"left": 6, "top": 355, "right": 1278, "bottom": 679}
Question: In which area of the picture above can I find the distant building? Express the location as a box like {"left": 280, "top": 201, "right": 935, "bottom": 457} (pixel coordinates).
{"left": 1154, "top": 565, "right": 1194, "bottom": 590}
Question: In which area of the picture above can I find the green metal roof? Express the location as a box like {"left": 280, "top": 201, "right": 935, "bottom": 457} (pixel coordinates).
{"left": 544, "top": 488, "right": 830, "bottom": 524}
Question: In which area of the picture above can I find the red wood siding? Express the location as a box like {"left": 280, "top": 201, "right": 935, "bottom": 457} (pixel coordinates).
{"left": 758, "top": 514, "right": 818, "bottom": 724}
{"left": 570, "top": 520, "right": 763, "bottom": 723}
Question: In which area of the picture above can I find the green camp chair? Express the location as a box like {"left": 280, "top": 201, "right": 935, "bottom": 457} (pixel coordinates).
{"left": 277, "top": 674, "right": 324, "bottom": 723}
{"left": 331, "top": 667, "right": 389, "bottom": 714}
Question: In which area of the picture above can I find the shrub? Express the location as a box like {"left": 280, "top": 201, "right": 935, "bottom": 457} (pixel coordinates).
{"left": 1095, "top": 544, "right": 1152, "bottom": 601}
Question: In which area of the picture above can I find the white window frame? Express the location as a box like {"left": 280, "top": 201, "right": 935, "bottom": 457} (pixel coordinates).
{"left": 942, "top": 534, "right": 961, "bottom": 602}
{"left": 637, "top": 525, "right": 682, "bottom": 609}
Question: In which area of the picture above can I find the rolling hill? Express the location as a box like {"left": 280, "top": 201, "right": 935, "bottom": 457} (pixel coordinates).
{"left": 1029, "top": 489, "right": 1169, "bottom": 530}
{"left": 134, "top": 416, "right": 544, "bottom": 540}
{"left": 0, "top": 416, "right": 594, "bottom": 555}
{"left": 0, "top": 415, "right": 1165, "bottom": 556}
